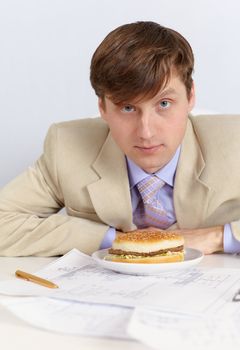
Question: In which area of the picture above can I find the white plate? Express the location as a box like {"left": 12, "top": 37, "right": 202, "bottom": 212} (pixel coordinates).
{"left": 92, "top": 248, "right": 203, "bottom": 275}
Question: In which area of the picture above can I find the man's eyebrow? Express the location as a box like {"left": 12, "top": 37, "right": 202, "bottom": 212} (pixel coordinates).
{"left": 157, "top": 88, "right": 178, "bottom": 97}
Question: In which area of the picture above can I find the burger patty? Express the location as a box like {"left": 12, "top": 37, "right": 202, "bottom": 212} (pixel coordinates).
{"left": 108, "top": 245, "right": 184, "bottom": 257}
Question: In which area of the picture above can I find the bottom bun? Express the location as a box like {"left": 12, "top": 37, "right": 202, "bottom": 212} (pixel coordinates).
{"left": 104, "top": 252, "right": 184, "bottom": 264}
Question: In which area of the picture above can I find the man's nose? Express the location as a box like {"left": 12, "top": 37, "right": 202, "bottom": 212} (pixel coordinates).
{"left": 137, "top": 113, "right": 155, "bottom": 139}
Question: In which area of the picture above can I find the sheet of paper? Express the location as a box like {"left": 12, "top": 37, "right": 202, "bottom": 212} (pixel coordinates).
{"left": 0, "top": 249, "right": 94, "bottom": 296}
{"left": 50, "top": 265, "right": 240, "bottom": 315}
{"left": 128, "top": 305, "right": 240, "bottom": 350}
{"left": 0, "top": 248, "right": 239, "bottom": 315}
{"left": 1, "top": 248, "right": 240, "bottom": 345}
{"left": 0, "top": 296, "right": 132, "bottom": 339}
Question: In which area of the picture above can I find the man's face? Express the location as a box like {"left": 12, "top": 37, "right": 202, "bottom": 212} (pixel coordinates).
{"left": 99, "top": 75, "right": 195, "bottom": 173}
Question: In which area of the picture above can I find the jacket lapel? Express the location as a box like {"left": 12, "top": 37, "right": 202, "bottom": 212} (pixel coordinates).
{"left": 87, "top": 132, "right": 135, "bottom": 231}
{"left": 173, "top": 119, "right": 215, "bottom": 228}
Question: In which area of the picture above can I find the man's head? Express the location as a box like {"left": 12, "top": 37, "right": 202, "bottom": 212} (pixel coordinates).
{"left": 90, "top": 21, "right": 194, "bottom": 104}
{"left": 90, "top": 21, "right": 195, "bottom": 173}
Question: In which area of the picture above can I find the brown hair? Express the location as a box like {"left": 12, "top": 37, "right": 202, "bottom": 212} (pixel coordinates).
{"left": 90, "top": 21, "right": 194, "bottom": 104}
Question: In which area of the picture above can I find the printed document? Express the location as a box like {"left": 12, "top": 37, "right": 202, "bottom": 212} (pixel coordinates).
{"left": 128, "top": 305, "right": 240, "bottom": 350}
{"left": 0, "top": 249, "right": 239, "bottom": 314}
{"left": 0, "top": 248, "right": 240, "bottom": 344}
{"left": 0, "top": 296, "right": 132, "bottom": 339}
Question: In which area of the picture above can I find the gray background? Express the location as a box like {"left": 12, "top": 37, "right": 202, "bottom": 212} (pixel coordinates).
{"left": 0, "top": 0, "right": 239, "bottom": 186}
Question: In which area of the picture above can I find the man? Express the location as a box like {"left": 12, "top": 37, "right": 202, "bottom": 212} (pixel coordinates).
{"left": 0, "top": 21, "right": 240, "bottom": 256}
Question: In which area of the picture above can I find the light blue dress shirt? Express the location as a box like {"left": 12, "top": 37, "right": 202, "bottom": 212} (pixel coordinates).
{"left": 100, "top": 147, "right": 240, "bottom": 253}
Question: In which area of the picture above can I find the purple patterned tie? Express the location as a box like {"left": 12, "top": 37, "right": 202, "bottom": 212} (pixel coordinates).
{"left": 133, "top": 175, "right": 172, "bottom": 229}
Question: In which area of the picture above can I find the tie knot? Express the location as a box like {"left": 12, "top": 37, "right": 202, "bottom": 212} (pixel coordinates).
{"left": 136, "top": 175, "right": 165, "bottom": 204}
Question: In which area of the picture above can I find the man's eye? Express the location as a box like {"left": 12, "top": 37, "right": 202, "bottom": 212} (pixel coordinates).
{"left": 121, "top": 105, "right": 135, "bottom": 113}
{"left": 160, "top": 100, "right": 170, "bottom": 109}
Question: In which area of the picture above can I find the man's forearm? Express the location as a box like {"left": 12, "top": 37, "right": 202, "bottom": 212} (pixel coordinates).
{"left": 0, "top": 211, "right": 108, "bottom": 256}
{"left": 173, "top": 226, "right": 224, "bottom": 254}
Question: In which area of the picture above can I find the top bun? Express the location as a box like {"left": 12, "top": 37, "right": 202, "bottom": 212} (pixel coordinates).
{"left": 112, "top": 230, "right": 184, "bottom": 254}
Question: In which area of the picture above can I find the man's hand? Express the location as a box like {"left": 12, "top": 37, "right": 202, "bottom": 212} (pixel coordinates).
{"left": 172, "top": 226, "right": 224, "bottom": 255}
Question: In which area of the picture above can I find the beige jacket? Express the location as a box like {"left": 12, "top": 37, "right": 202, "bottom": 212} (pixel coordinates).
{"left": 0, "top": 115, "right": 240, "bottom": 256}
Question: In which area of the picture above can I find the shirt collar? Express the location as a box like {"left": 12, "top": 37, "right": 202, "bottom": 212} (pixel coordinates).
{"left": 127, "top": 146, "right": 181, "bottom": 189}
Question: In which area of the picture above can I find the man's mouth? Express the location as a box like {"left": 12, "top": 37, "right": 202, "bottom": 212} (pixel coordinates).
{"left": 134, "top": 144, "right": 164, "bottom": 153}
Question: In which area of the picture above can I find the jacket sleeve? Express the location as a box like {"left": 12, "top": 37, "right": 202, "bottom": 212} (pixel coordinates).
{"left": 0, "top": 125, "right": 108, "bottom": 256}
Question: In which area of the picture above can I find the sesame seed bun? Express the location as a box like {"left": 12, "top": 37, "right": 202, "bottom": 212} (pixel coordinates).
{"left": 105, "top": 230, "right": 184, "bottom": 264}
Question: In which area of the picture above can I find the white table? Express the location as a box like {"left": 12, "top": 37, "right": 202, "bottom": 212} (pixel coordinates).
{"left": 0, "top": 253, "right": 239, "bottom": 350}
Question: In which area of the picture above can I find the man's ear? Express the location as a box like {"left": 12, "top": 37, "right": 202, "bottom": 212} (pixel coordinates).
{"left": 188, "top": 81, "right": 196, "bottom": 112}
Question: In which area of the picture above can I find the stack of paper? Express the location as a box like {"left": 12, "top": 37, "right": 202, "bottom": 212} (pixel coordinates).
{"left": 0, "top": 249, "right": 239, "bottom": 348}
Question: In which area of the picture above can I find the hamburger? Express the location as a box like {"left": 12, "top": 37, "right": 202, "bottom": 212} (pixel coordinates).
{"left": 104, "top": 230, "right": 184, "bottom": 263}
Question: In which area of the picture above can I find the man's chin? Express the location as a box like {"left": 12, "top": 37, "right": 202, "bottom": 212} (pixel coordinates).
{"left": 128, "top": 149, "right": 172, "bottom": 172}
{"left": 136, "top": 161, "right": 166, "bottom": 173}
